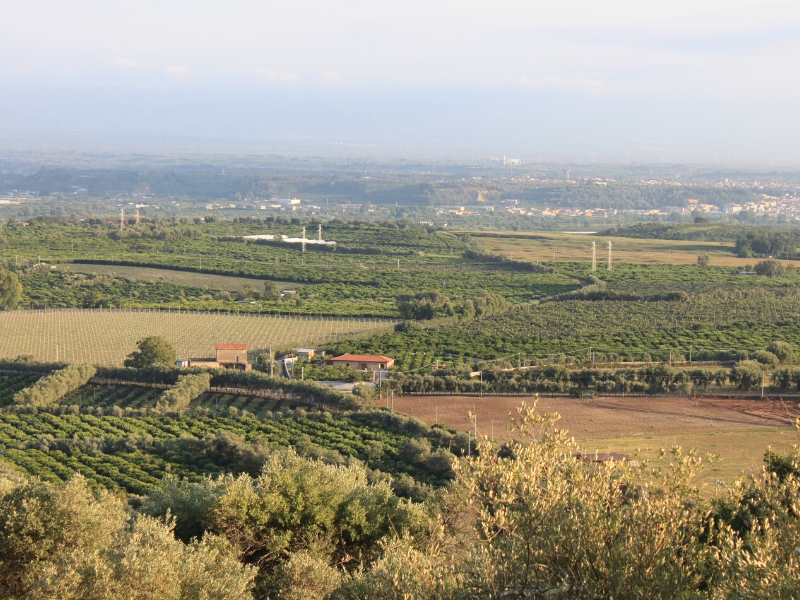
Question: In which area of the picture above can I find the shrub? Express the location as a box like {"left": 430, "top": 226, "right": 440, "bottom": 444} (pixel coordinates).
{"left": 767, "top": 341, "right": 796, "bottom": 365}
{"left": 753, "top": 350, "right": 780, "bottom": 369}
{"left": 729, "top": 360, "right": 765, "bottom": 390}
{"left": 0, "top": 476, "right": 255, "bottom": 599}
{"left": 13, "top": 363, "right": 96, "bottom": 407}
{"left": 754, "top": 259, "right": 786, "bottom": 277}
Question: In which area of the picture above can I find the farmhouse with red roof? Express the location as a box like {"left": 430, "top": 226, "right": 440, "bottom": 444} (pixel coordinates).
{"left": 325, "top": 353, "right": 394, "bottom": 371}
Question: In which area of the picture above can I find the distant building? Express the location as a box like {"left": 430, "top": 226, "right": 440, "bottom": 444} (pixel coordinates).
{"left": 278, "top": 198, "right": 301, "bottom": 205}
{"left": 296, "top": 348, "right": 317, "bottom": 360}
{"left": 724, "top": 204, "right": 743, "bottom": 214}
{"left": 325, "top": 353, "right": 394, "bottom": 371}
{"left": 180, "top": 344, "right": 251, "bottom": 371}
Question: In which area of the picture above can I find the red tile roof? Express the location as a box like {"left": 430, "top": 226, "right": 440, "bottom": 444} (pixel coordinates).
{"left": 216, "top": 344, "right": 247, "bottom": 350}
{"left": 329, "top": 354, "right": 393, "bottom": 362}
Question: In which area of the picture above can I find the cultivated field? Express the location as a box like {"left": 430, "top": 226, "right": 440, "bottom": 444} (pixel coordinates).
{"left": 0, "top": 309, "right": 395, "bottom": 365}
{"left": 57, "top": 263, "right": 303, "bottom": 292}
{"left": 471, "top": 231, "right": 800, "bottom": 267}
{"left": 388, "top": 394, "right": 800, "bottom": 485}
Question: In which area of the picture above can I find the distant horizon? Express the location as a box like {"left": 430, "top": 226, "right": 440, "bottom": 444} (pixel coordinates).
{"left": 2, "top": 2, "right": 799, "bottom": 165}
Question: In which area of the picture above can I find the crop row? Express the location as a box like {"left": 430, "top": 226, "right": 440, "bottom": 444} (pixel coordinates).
{"left": 0, "top": 409, "right": 450, "bottom": 495}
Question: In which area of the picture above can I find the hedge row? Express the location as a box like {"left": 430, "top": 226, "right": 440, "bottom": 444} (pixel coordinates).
{"left": 14, "top": 364, "right": 97, "bottom": 407}
{"left": 156, "top": 373, "right": 211, "bottom": 412}
{"left": 94, "top": 365, "right": 367, "bottom": 411}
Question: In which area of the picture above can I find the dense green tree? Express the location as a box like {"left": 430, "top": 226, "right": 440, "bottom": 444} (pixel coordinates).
{"left": 0, "top": 269, "right": 22, "bottom": 310}
{"left": 82, "top": 288, "right": 106, "bottom": 308}
{"left": 767, "top": 341, "right": 796, "bottom": 365}
{"left": 124, "top": 336, "right": 177, "bottom": 368}
{"left": 754, "top": 258, "right": 786, "bottom": 277}
{"left": 263, "top": 281, "right": 281, "bottom": 301}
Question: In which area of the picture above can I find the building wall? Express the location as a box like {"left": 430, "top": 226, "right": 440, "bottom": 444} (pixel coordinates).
{"left": 216, "top": 348, "right": 246, "bottom": 364}
{"left": 328, "top": 359, "right": 394, "bottom": 371}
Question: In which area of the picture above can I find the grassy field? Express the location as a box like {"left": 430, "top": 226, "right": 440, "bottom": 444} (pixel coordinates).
{"left": 471, "top": 231, "right": 800, "bottom": 267}
{"left": 580, "top": 428, "right": 798, "bottom": 490}
{"left": 57, "top": 263, "right": 304, "bottom": 293}
{"left": 0, "top": 309, "right": 395, "bottom": 365}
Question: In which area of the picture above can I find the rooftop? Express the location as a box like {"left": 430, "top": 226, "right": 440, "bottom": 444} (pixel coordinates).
{"left": 329, "top": 353, "right": 393, "bottom": 362}
{"left": 216, "top": 344, "right": 247, "bottom": 350}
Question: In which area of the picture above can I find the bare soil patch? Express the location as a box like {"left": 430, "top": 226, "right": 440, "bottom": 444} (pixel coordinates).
{"left": 385, "top": 394, "right": 800, "bottom": 440}
{"left": 387, "top": 394, "right": 800, "bottom": 487}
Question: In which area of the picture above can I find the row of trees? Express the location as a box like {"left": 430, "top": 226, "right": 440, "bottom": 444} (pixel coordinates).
{"left": 395, "top": 289, "right": 510, "bottom": 321}
{"left": 13, "top": 363, "right": 96, "bottom": 407}
{"left": 393, "top": 358, "right": 800, "bottom": 394}
{"left": 156, "top": 372, "right": 211, "bottom": 412}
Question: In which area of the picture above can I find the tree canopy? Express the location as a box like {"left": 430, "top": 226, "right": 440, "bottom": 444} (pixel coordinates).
{"left": 124, "top": 336, "right": 177, "bottom": 368}
{"left": 0, "top": 269, "right": 22, "bottom": 310}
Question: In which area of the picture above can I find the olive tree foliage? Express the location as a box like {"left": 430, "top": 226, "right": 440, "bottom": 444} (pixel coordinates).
{"left": 767, "top": 340, "right": 797, "bottom": 365}
{"left": 729, "top": 360, "right": 766, "bottom": 390}
{"left": 13, "top": 363, "right": 96, "bottom": 407}
{"left": 754, "top": 258, "right": 786, "bottom": 277}
{"left": 0, "top": 268, "right": 22, "bottom": 310}
{"left": 124, "top": 336, "right": 177, "bottom": 368}
{"left": 0, "top": 476, "right": 255, "bottom": 600}
{"left": 263, "top": 281, "right": 281, "bottom": 301}
{"left": 141, "top": 449, "right": 428, "bottom": 600}
{"left": 156, "top": 372, "right": 211, "bottom": 412}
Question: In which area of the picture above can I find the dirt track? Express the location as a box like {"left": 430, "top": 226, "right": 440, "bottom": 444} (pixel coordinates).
{"left": 383, "top": 394, "right": 800, "bottom": 440}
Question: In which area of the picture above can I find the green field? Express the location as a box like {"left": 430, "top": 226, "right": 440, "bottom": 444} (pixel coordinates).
{"left": 57, "top": 263, "right": 305, "bottom": 293}
{"left": 0, "top": 377, "right": 462, "bottom": 498}
{"left": 0, "top": 309, "right": 395, "bottom": 365}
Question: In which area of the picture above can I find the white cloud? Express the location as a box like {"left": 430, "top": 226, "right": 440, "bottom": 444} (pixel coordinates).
{"left": 114, "top": 57, "right": 138, "bottom": 69}
{"left": 164, "top": 65, "right": 189, "bottom": 78}
{"left": 254, "top": 68, "right": 299, "bottom": 82}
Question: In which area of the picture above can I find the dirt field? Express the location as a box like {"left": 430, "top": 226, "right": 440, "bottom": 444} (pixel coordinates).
{"left": 387, "top": 394, "right": 800, "bottom": 439}
{"left": 386, "top": 394, "right": 800, "bottom": 485}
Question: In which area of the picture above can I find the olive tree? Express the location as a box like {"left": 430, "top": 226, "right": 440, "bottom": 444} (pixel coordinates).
{"left": 0, "top": 269, "right": 22, "bottom": 310}
{"left": 124, "top": 336, "right": 177, "bottom": 368}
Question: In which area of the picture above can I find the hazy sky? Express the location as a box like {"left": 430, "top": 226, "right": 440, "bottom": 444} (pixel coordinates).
{"left": 1, "top": 1, "right": 799, "bottom": 161}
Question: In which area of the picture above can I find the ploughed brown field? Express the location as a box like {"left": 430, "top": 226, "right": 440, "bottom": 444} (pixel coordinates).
{"left": 384, "top": 394, "right": 800, "bottom": 487}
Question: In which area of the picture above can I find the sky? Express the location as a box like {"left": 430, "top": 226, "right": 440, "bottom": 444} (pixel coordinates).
{"left": 1, "top": 0, "right": 799, "bottom": 162}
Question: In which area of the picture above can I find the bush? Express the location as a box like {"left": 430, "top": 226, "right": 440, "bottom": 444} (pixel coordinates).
{"left": 730, "top": 360, "right": 765, "bottom": 390}
{"left": 767, "top": 341, "right": 796, "bottom": 365}
{"left": 753, "top": 350, "right": 780, "bottom": 369}
{"left": 13, "top": 363, "right": 96, "bottom": 407}
{"left": 0, "top": 476, "right": 255, "bottom": 599}
{"left": 754, "top": 259, "right": 786, "bottom": 277}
